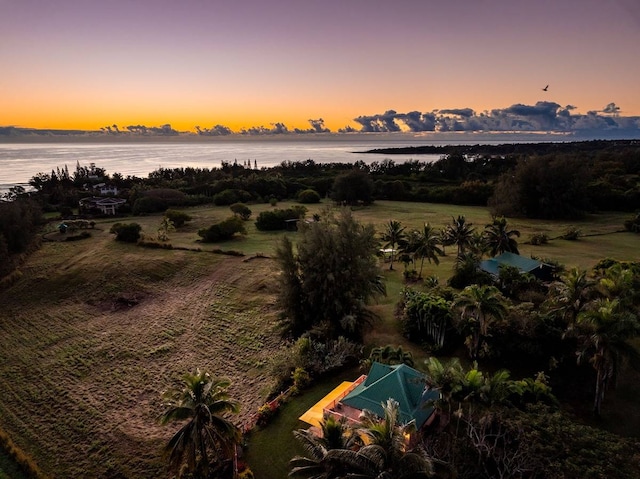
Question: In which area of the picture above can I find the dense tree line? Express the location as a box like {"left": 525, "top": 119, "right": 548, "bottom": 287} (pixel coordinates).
{"left": 23, "top": 140, "right": 640, "bottom": 220}
{"left": 0, "top": 197, "right": 43, "bottom": 277}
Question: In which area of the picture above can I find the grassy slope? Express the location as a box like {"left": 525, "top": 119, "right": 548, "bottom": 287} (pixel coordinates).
{"left": 0, "top": 200, "right": 638, "bottom": 478}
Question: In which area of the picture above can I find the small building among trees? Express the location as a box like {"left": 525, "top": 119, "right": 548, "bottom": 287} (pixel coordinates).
{"left": 479, "top": 251, "right": 554, "bottom": 281}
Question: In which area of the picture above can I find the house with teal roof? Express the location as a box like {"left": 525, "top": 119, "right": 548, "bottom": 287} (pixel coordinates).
{"left": 479, "top": 251, "right": 554, "bottom": 281}
{"left": 299, "top": 362, "right": 439, "bottom": 431}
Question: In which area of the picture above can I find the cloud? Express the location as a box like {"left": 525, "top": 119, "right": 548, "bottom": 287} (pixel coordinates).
{"left": 196, "top": 124, "right": 233, "bottom": 136}
{"left": 353, "top": 110, "right": 402, "bottom": 132}
{"left": 348, "top": 101, "right": 640, "bottom": 136}
{"left": 3, "top": 102, "right": 640, "bottom": 139}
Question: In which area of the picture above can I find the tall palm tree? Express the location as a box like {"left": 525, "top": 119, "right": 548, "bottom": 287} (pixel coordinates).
{"left": 381, "top": 220, "right": 406, "bottom": 270}
{"left": 548, "top": 268, "right": 595, "bottom": 325}
{"left": 160, "top": 370, "right": 241, "bottom": 478}
{"left": 573, "top": 298, "right": 640, "bottom": 415}
{"left": 442, "top": 215, "right": 475, "bottom": 258}
{"left": 597, "top": 262, "right": 637, "bottom": 308}
{"left": 413, "top": 223, "right": 444, "bottom": 278}
{"left": 483, "top": 216, "right": 520, "bottom": 256}
{"left": 454, "top": 285, "right": 508, "bottom": 359}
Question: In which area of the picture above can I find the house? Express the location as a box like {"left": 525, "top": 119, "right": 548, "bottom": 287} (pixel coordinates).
{"left": 93, "top": 183, "right": 119, "bottom": 195}
{"left": 299, "top": 362, "right": 439, "bottom": 431}
{"left": 479, "top": 251, "right": 554, "bottom": 281}
{"left": 79, "top": 196, "right": 126, "bottom": 215}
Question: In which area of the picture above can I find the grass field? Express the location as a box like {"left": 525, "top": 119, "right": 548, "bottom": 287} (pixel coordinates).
{"left": 0, "top": 200, "right": 638, "bottom": 478}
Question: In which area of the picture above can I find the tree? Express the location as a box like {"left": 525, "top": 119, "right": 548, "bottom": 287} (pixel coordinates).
{"left": 412, "top": 223, "right": 444, "bottom": 278}
{"left": 548, "top": 268, "right": 595, "bottom": 325}
{"left": 160, "top": 370, "right": 240, "bottom": 478}
{"left": 230, "top": 202, "right": 252, "bottom": 220}
{"left": 275, "top": 208, "right": 385, "bottom": 340}
{"left": 489, "top": 154, "right": 591, "bottom": 219}
{"left": 454, "top": 285, "right": 508, "bottom": 359}
{"left": 157, "top": 217, "right": 175, "bottom": 241}
{"left": 380, "top": 220, "right": 406, "bottom": 271}
{"left": 442, "top": 215, "right": 475, "bottom": 258}
{"left": 483, "top": 216, "right": 520, "bottom": 256}
{"left": 353, "top": 399, "right": 433, "bottom": 478}
{"left": 289, "top": 415, "right": 355, "bottom": 479}
{"left": 401, "top": 289, "right": 453, "bottom": 350}
{"left": 366, "top": 345, "right": 415, "bottom": 368}
{"left": 572, "top": 299, "right": 640, "bottom": 415}
{"left": 331, "top": 169, "right": 374, "bottom": 206}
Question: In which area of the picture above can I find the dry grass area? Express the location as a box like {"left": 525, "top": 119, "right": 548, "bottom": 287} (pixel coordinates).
{"left": 0, "top": 227, "right": 285, "bottom": 478}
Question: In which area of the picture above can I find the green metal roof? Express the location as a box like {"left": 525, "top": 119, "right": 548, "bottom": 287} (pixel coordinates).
{"left": 341, "top": 362, "right": 438, "bottom": 429}
{"left": 479, "top": 251, "right": 544, "bottom": 276}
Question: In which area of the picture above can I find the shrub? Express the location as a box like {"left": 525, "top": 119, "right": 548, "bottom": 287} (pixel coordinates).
{"left": 623, "top": 212, "right": 640, "bottom": 233}
{"left": 529, "top": 233, "right": 549, "bottom": 245}
{"left": 255, "top": 206, "right": 306, "bottom": 231}
{"left": 562, "top": 228, "right": 581, "bottom": 240}
{"left": 198, "top": 216, "right": 246, "bottom": 242}
{"left": 214, "top": 189, "right": 252, "bottom": 206}
{"left": 291, "top": 367, "right": 311, "bottom": 390}
{"left": 109, "top": 222, "right": 142, "bottom": 242}
{"left": 164, "top": 209, "right": 192, "bottom": 227}
{"left": 297, "top": 189, "right": 321, "bottom": 204}
{"left": 230, "top": 202, "right": 252, "bottom": 220}
{"left": 132, "top": 196, "right": 167, "bottom": 215}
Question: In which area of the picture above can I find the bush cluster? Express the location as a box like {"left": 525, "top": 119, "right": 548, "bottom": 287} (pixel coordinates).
{"left": 255, "top": 206, "right": 307, "bottom": 231}
{"left": 109, "top": 222, "right": 142, "bottom": 242}
{"left": 198, "top": 216, "right": 246, "bottom": 242}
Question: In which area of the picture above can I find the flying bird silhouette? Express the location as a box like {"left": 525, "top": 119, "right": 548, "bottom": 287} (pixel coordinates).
{"left": 542, "top": 85, "right": 549, "bottom": 91}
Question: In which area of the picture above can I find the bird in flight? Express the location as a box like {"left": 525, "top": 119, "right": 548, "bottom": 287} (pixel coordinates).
{"left": 542, "top": 85, "right": 549, "bottom": 91}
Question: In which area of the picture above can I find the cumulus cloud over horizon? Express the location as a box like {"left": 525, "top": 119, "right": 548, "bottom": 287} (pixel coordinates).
{"left": 354, "top": 102, "right": 640, "bottom": 135}
{"left": 2, "top": 102, "right": 640, "bottom": 138}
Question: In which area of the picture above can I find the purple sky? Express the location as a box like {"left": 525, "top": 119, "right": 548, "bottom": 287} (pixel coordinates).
{"left": 2, "top": 0, "right": 640, "bottom": 134}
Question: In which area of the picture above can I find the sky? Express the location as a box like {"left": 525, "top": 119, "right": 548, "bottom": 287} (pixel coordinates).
{"left": 2, "top": 0, "right": 640, "bottom": 136}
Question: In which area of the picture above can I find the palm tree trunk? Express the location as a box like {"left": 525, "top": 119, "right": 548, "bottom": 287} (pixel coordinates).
{"left": 594, "top": 367, "right": 603, "bottom": 416}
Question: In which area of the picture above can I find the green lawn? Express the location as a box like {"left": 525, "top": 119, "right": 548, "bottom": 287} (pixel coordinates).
{"left": 244, "top": 367, "right": 360, "bottom": 479}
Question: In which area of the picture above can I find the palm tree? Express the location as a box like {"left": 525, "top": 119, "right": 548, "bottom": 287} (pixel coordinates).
{"left": 290, "top": 403, "right": 432, "bottom": 479}
{"left": 413, "top": 223, "right": 444, "bottom": 278}
{"left": 381, "top": 220, "right": 406, "bottom": 270}
{"left": 289, "top": 415, "right": 355, "bottom": 479}
{"left": 454, "top": 285, "right": 508, "bottom": 359}
{"left": 367, "top": 345, "right": 415, "bottom": 368}
{"left": 483, "top": 216, "right": 520, "bottom": 256}
{"left": 597, "top": 262, "right": 637, "bottom": 308}
{"left": 442, "top": 215, "right": 475, "bottom": 258}
{"left": 573, "top": 298, "right": 640, "bottom": 415}
{"left": 350, "top": 399, "right": 433, "bottom": 478}
{"left": 548, "top": 268, "right": 595, "bottom": 325}
{"left": 160, "top": 370, "right": 241, "bottom": 478}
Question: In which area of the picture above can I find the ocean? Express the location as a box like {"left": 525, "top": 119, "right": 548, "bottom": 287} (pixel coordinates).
{"left": 0, "top": 135, "right": 563, "bottom": 194}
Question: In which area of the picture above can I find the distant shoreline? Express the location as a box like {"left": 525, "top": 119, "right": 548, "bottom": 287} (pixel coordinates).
{"left": 0, "top": 130, "right": 602, "bottom": 145}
